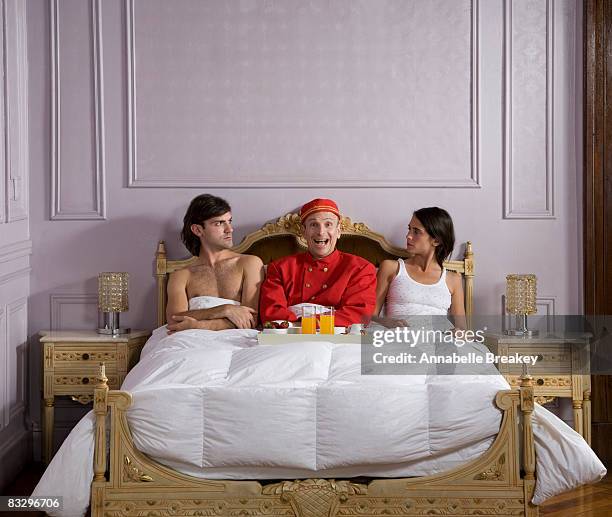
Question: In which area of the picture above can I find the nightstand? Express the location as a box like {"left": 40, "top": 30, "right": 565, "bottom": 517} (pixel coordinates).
{"left": 39, "top": 329, "right": 150, "bottom": 463}
{"left": 484, "top": 332, "right": 591, "bottom": 444}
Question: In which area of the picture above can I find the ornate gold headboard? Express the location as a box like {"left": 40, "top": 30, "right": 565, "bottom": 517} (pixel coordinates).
{"left": 155, "top": 212, "right": 474, "bottom": 326}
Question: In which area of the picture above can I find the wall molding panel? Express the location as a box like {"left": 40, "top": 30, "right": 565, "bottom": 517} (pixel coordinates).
{"left": 7, "top": 298, "right": 26, "bottom": 420}
{"left": 535, "top": 295, "right": 556, "bottom": 332}
{"left": 50, "top": 293, "right": 97, "bottom": 330}
{"left": 0, "top": 265, "right": 29, "bottom": 286}
{"left": 0, "top": 239, "right": 30, "bottom": 263}
{"left": 0, "top": 306, "right": 6, "bottom": 430}
{"left": 50, "top": 0, "right": 106, "bottom": 220}
{"left": 0, "top": 0, "right": 29, "bottom": 223}
{"left": 7, "top": 0, "right": 28, "bottom": 222}
{"left": 503, "top": 0, "right": 555, "bottom": 219}
{"left": 126, "top": 0, "right": 482, "bottom": 189}
{"left": 5, "top": 0, "right": 28, "bottom": 222}
{"left": 501, "top": 294, "right": 556, "bottom": 333}
{"left": 0, "top": 0, "right": 6, "bottom": 224}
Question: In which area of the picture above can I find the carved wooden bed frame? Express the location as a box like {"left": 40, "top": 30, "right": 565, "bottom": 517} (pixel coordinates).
{"left": 91, "top": 213, "right": 538, "bottom": 517}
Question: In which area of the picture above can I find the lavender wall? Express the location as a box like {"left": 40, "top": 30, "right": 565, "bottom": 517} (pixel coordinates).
{"left": 26, "top": 0, "right": 582, "bottom": 452}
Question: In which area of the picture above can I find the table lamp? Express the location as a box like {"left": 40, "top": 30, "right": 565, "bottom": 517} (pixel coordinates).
{"left": 97, "top": 272, "right": 130, "bottom": 335}
{"left": 505, "top": 273, "right": 538, "bottom": 336}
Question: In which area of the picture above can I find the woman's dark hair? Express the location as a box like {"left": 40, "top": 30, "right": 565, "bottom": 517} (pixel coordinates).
{"left": 413, "top": 207, "right": 455, "bottom": 268}
{"left": 181, "top": 194, "right": 231, "bottom": 256}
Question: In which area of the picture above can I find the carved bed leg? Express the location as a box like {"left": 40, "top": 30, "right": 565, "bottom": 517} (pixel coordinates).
{"left": 583, "top": 389, "right": 592, "bottom": 445}
{"left": 156, "top": 240, "right": 168, "bottom": 327}
{"left": 463, "top": 241, "right": 474, "bottom": 328}
{"left": 520, "top": 373, "right": 538, "bottom": 516}
{"left": 91, "top": 363, "right": 109, "bottom": 517}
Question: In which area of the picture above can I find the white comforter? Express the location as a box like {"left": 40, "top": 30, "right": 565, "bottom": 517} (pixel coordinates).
{"left": 34, "top": 327, "right": 606, "bottom": 517}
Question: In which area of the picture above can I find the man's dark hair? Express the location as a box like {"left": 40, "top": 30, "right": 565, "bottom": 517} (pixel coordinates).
{"left": 413, "top": 207, "right": 455, "bottom": 268}
{"left": 181, "top": 194, "right": 231, "bottom": 256}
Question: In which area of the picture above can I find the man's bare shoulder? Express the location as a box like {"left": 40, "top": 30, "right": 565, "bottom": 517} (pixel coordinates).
{"left": 169, "top": 267, "right": 191, "bottom": 283}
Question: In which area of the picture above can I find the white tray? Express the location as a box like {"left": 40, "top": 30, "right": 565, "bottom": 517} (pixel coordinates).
{"left": 257, "top": 333, "right": 363, "bottom": 345}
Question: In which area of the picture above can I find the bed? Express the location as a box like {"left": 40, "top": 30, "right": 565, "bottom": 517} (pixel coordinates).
{"left": 34, "top": 213, "right": 604, "bottom": 517}
{"left": 92, "top": 212, "right": 539, "bottom": 517}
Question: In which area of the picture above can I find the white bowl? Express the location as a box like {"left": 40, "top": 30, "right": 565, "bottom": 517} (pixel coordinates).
{"left": 262, "top": 328, "right": 289, "bottom": 335}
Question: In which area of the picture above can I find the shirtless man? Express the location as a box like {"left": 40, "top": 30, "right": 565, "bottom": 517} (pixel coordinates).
{"left": 166, "top": 194, "right": 264, "bottom": 333}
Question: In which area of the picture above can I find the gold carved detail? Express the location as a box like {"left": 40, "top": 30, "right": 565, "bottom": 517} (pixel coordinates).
{"left": 101, "top": 495, "right": 526, "bottom": 516}
{"left": 520, "top": 386, "right": 534, "bottom": 411}
{"left": 534, "top": 395, "right": 556, "bottom": 405}
{"left": 262, "top": 479, "right": 366, "bottom": 517}
{"left": 71, "top": 395, "right": 93, "bottom": 405}
{"left": 123, "top": 456, "right": 153, "bottom": 483}
{"left": 534, "top": 352, "right": 570, "bottom": 363}
{"left": 44, "top": 345, "right": 53, "bottom": 367}
{"left": 54, "top": 351, "right": 116, "bottom": 362}
{"left": 340, "top": 216, "right": 370, "bottom": 234}
{"left": 54, "top": 375, "right": 118, "bottom": 386}
{"left": 261, "top": 213, "right": 303, "bottom": 237}
{"left": 474, "top": 453, "right": 506, "bottom": 481}
{"left": 94, "top": 391, "right": 107, "bottom": 405}
{"left": 509, "top": 376, "right": 571, "bottom": 388}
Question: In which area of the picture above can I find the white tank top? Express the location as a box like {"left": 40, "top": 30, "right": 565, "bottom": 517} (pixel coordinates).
{"left": 385, "top": 259, "right": 452, "bottom": 318}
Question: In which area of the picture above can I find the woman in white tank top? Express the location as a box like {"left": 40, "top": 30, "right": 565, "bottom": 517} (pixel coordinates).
{"left": 374, "top": 207, "right": 466, "bottom": 329}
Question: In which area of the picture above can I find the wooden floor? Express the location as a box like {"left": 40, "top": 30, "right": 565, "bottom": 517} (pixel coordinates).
{"left": 540, "top": 475, "right": 612, "bottom": 516}
{"left": 1, "top": 464, "right": 611, "bottom": 516}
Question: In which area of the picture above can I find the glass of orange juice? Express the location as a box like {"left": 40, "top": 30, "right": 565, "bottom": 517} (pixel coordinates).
{"left": 319, "top": 306, "right": 335, "bottom": 334}
{"left": 301, "top": 305, "right": 317, "bottom": 334}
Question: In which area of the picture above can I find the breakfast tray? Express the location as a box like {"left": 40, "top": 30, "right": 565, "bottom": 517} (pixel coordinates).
{"left": 257, "top": 333, "right": 363, "bottom": 345}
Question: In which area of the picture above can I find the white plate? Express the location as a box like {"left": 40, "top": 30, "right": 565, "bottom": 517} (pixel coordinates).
{"left": 262, "top": 328, "right": 289, "bottom": 335}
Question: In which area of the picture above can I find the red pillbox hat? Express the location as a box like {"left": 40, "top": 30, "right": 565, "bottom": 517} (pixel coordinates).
{"left": 299, "top": 198, "right": 340, "bottom": 222}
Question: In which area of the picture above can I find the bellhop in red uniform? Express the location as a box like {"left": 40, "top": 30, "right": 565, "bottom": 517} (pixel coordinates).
{"left": 259, "top": 199, "right": 376, "bottom": 326}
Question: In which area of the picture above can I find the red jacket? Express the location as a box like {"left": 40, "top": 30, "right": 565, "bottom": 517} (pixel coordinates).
{"left": 260, "top": 250, "right": 377, "bottom": 326}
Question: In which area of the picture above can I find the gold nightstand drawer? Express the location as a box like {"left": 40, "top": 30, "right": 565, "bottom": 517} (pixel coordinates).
{"left": 53, "top": 373, "right": 120, "bottom": 394}
{"left": 507, "top": 374, "right": 572, "bottom": 393}
{"left": 52, "top": 344, "right": 119, "bottom": 368}
{"left": 504, "top": 344, "right": 572, "bottom": 374}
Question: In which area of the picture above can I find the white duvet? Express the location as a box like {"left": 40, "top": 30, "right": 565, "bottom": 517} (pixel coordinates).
{"left": 34, "top": 326, "right": 606, "bottom": 517}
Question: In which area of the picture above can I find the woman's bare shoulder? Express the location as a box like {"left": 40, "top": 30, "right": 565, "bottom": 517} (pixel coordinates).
{"left": 379, "top": 259, "right": 399, "bottom": 269}
{"left": 377, "top": 259, "right": 400, "bottom": 280}
{"left": 446, "top": 270, "right": 463, "bottom": 289}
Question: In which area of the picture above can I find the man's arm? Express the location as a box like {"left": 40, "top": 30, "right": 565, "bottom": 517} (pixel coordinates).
{"left": 165, "top": 270, "right": 190, "bottom": 324}
{"left": 259, "top": 261, "right": 299, "bottom": 323}
{"left": 334, "top": 261, "right": 377, "bottom": 327}
{"left": 167, "top": 314, "right": 234, "bottom": 333}
{"left": 240, "top": 255, "right": 265, "bottom": 325}
{"left": 176, "top": 305, "right": 233, "bottom": 320}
